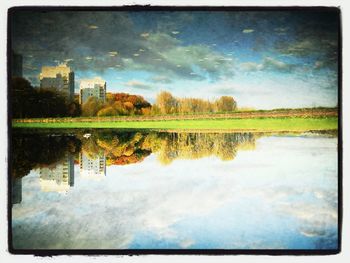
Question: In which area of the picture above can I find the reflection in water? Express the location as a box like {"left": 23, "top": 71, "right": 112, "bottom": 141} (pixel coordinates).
{"left": 12, "top": 131, "right": 256, "bottom": 200}
{"left": 152, "top": 132, "right": 255, "bottom": 164}
{"left": 79, "top": 152, "right": 106, "bottom": 180}
{"left": 11, "top": 131, "right": 256, "bottom": 197}
{"left": 10, "top": 130, "right": 338, "bottom": 250}
{"left": 80, "top": 131, "right": 256, "bottom": 166}
{"left": 39, "top": 153, "right": 74, "bottom": 193}
{"left": 11, "top": 178, "right": 22, "bottom": 205}
{"left": 11, "top": 133, "right": 81, "bottom": 179}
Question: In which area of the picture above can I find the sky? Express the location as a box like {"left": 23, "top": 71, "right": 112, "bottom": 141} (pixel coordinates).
{"left": 10, "top": 9, "right": 339, "bottom": 109}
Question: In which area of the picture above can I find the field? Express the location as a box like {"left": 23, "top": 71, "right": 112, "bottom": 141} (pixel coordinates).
{"left": 12, "top": 116, "right": 338, "bottom": 132}
{"left": 11, "top": 108, "right": 339, "bottom": 132}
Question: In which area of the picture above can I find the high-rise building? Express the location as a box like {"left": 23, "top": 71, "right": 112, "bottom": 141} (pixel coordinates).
{"left": 79, "top": 152, "right": 106, "bottom": 180}
{"left": 79, "top": 77, "right": 106, "bottom": 104}
{"left": 11, "top": 50, "right": 23, "bottom": 77}
{"left": 39, "top": 153, "right": 74, "bottom": 193}
{"left": 40, "top": 64, "right": 75, "bottom": 100}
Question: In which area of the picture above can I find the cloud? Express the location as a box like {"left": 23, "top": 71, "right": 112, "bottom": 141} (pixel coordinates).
{"left": 214, "top": 86, "right": 236, "bottom": 95}
{"left": 140, "top": 32, "right": 150, "bottom": 38}
{"left": 11, "top": 11, "right": 234, "bottom": 83}
{"left": 123, "top": 80, "right": 153, "bottom": 90}
{"left": 88, "top": 25, "right": 99, "bottom": 29}
{"left": 278, "top": 201, "right": 337, "bottom": 241}
{"left": 242, "top": 29, "right": 254, "bottom": 33}
{"left": 240, "top": 57, "right": 296, "bottom": 73}
{"left": 223, "top": 11, "right": 338, "bottom": 72}
{"left": 262, "top": 57, "right": 296, "bottom": 72}
{"left": 300, "top": 229, "right": 326, "bottom": 238}
{"left": 179, "top": 238, "right": 195, "bottom": 248}
{"left": 274, "top": 27, "right": 288, "bottom": 33}
{"left": 239, "top": 62, "right": 262, "bottom": 72}
{"left": 11, "top": 9, "right": 338, "bottom": 94}
{"left": 155, "top": 43, "right": 235, "bottom": 80}
{"left": 314, "top": 61, "right": 325, "bottom": 69}
{"left": 113, "top": 32, "right": 235, "bottom": 81}
{"left": 11, "top": 11, "right": 143, "bottom": 76}
{"left": 273, "top": 11, "right": 339, "bottom": 70}
{"left": 150, "top": 75, "right": 172, "bottom": 84}
{"left": 108, "top": 51, "right": 118, "bottom": 56}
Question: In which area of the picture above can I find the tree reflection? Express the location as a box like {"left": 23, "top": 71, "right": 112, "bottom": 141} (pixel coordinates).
{"left": 11, "top": 132, "right": 81, "bottom": 204}
{"left": 11, "top": 130, "right": 256, "bottom": 203}
{"left": 11, "top": 131, "right": 257, "bottom": 175}
{"left": 80, "top": 131, "right": 152, "bottom": 166}
{"left": 11, "top": 132, "right": 81, "bottom": 179}
{"left": 81, "top": 131, "right": 256, "bottom": 165}
{"left": 146, "top": 132, "right": 256, "bottom": 165}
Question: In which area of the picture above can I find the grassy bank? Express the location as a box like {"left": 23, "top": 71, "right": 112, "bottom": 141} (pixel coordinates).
{"left": 12, "top": 107, "right": 338, "bottom": 123}
{"left": 12, "top": 116, "right": 338, "bottom": 132}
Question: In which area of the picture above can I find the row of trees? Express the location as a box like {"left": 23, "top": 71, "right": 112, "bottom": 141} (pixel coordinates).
{"left": 12, "top": 77, "right": 237, "bottom": 118}
{"left": 12, "top": 77, "right": 81, "bottom": 118}
{"left": 81, "top": 91, "right": 237, "bottom": 117}
{"left": 154, "top": 91, "right": 237, "bottom": 115}
{"left": 81, "top": 92, "right": 152, "bottom": 117}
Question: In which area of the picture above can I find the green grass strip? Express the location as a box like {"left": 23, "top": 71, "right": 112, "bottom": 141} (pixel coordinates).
{"left": 12, "top": 117, "right": 338, "bottom": 132}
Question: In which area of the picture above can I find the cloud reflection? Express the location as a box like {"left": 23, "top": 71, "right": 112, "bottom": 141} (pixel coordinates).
{"left": 12, "top": 134, "right": 338, "bottom": 249}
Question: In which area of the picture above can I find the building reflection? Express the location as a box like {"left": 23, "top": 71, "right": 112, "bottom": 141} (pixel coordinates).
{"left": 39, "top": 153, "right": 74, "bottom": 193}
{"left": 11, "top": 177, "right": 22, "bottom": 205}
{"left": 79, "top": 152, "right": 106, "bottom": 180}
{"left": 11, "top": 50, "right": 23, "bottom": 77}
{"left": 12, "top": 131, "right": 257, "bottom": 198}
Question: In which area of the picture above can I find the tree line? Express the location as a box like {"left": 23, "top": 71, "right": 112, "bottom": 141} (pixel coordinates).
{"left": 11, "top": 77, "right": 81, "bottom": 118}
{"left": 12, "top": 77, "right": 237, "bottom": 118}
{"left": 82, "top": 91, "right": 237, "bottom": 116}
{"left": 81, "top": 92, "right": 152, "bottom": 117}
{"left": 153, "top": 91, "right": 237, "bottom": 115}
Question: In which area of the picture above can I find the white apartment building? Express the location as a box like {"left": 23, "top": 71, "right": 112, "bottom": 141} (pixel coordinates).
{"left": 79, "top": 77, "right": 106, "bottom": 104}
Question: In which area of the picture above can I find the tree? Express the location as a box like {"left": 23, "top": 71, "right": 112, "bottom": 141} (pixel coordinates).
{"left": 113, "top": 101, "right": 128, "bottom": 115}
{"left": 97, "top": 106, "right": 115, "bottom": 117}
{"left": 35, "top": 88, "right": 68, "bottom": 117}
{"left": 215, "top": 96, "right": 237, "bottom": 112}
{"left": 155, "top": 91, "right": 178, "bottom": 114}
{"left": 151, "top": 104, "right": 161, "bottom": 115}
{"left": 11, "top": 77, "right": 36, "bottom": 118}
{"left": 11, "top": 77, "right": 72, "bottom": 118}
{"left": 123, "top": 101, "right": 135, "bottom": 113}
{"left": 81, "top": 97, "right": 103, "bottom": 117}
{"left": 96, "top": 92, "right": 152, "bottom": 116}
{"left": 66, "top": 101, "right": 81, "bottom": 117}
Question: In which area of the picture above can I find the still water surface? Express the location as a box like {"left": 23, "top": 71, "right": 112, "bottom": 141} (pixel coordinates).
{"left": 11, "top": 130, "right": 338, "bottom": 249}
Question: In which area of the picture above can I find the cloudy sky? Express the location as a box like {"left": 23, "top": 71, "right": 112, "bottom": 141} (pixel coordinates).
{"left": 10, "top": 9, "right": 339, "bottom": 109}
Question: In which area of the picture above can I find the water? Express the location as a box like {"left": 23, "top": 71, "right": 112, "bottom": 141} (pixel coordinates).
{"left": 10, "top": 130, "right": 338, "bottom": 250}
